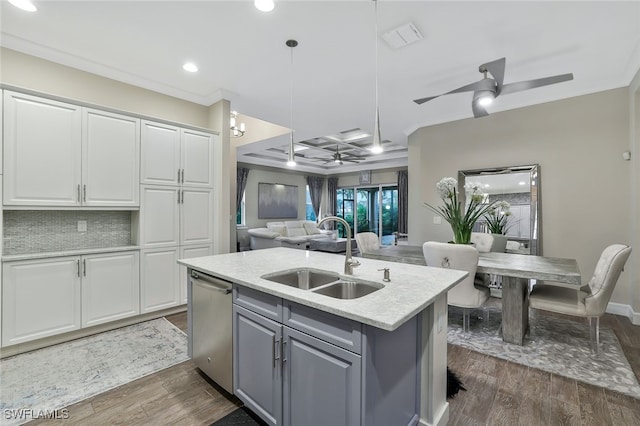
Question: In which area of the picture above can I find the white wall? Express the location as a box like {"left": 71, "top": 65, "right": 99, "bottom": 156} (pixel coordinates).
{"left": 629, "top": 68, "right": 640, "bottom": 322}
{"left": 408, "top": 88, "right": 634, "bottom": 316}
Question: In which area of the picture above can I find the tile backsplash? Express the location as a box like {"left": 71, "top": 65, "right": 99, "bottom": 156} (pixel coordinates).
{"left": 4, "top": 210, "right": 133, "bottom": 255}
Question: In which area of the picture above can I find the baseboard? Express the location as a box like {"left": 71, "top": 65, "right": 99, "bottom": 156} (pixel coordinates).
{"left": 606, "top": 302, "right": 640, "bottom": 325}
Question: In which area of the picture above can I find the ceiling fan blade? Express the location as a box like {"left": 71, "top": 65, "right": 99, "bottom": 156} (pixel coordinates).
{"left": 471, "top": 96, "right": 489, "bottom": 118}
{"left": 482, "top": 57, "right": 506, "bottom": 92}
{"left": 500, "top": 73, "right": 573, "bottom": 96}
{"left": 414, "top": 79, "right": 495, "bottom": 105}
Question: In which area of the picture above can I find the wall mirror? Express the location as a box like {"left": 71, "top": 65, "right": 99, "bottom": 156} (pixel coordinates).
{"left": 458, "top": 164, "right": 541, "bottom": 255}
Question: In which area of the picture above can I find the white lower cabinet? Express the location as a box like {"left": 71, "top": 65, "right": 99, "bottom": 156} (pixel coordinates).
{"left": 2, "top": 257, "right": 81, "bottom": 346}
{"left": 180, "top": 245, "right": 213, "bottom": 303}
{"left": 2, "top": 251, "right": 139, "bottom": 346}
{"left": 81, "top": 252, "right": 140, "bottom": 327}
{"left": 140, "top": 247, "right": 180, "bottom": 313}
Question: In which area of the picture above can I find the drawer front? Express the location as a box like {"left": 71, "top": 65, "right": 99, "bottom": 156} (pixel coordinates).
{"left": 232, "top": 284, "right": 282, "bottom": 322}
{"left": 283, "top": 301, "right": 362, "bottom": 354}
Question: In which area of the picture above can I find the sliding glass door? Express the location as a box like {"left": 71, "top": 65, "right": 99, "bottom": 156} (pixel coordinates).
{"left": 336, "top": 184, "right": 398, "bottom": 245}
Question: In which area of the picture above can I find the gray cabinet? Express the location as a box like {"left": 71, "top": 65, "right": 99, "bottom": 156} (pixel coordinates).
{"left": 283, "top": 326, "right": 361, "bottom": 426}
{"left": 231, "top": 283, "right": 418, "bottom": 426}
{"left": 234, "top": 305, "right": 283, "bottom": 426}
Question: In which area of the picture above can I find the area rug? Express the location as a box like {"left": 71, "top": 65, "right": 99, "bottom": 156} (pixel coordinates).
{"left": 447, "top": 305, "right": 640, "bottom": 399}
{"left": 0, "top": 318, "right": 188, "bottom": 426}
{"left": 211, "top": 407, "right": 266, "bottom": 426}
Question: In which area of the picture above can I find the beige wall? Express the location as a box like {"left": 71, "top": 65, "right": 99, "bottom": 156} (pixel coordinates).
{"left": 242, "top": 167, "right": 310, "bottom": 229}
{"left": 1, "top": 48, "right": 210, "bottom": 128}
{"left": 408, "top": 88, "right": 634, "bottom": 313}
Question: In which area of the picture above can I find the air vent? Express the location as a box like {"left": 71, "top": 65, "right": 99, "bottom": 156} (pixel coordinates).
{"left": 382, "top": 22, "right": 423, "bottom": 49}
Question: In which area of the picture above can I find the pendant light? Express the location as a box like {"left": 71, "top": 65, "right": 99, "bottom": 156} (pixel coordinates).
{"left": 370, "top": 0, "right": 384, "bottom": 154}
{"left": 286, "top": 39, "right": 298, "bottom": 167}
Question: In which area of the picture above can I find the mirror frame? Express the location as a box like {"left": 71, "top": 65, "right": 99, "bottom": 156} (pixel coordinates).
{"left": 458, "top": 164, "right": 541, "bottom": 255}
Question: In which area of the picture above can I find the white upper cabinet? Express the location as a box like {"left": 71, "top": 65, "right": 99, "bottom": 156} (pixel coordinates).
{"left": 140, "top": 121, "right": 181, "bottom": 186}
{"left": 83, "top": 109, "right": 140, "bottom": 207}
{"left": 3, "top": 91, "right": 140, "bottom": 207}
{"left": 3, "top": 91, "right": 82, "bottom": 206}
{"left": 140, "top": 185, "right": 181, "bottom": 247}
{"left": 141, "top": 120, "right": 213, "bottom": 188}
{"left": 181, "top": 129, "right": 213, "bottom": 187}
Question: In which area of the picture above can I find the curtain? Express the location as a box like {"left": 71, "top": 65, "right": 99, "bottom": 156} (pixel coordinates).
{"left": 306, "top": 176, "right": 325, "bottom": 221}
{"left": 237, "top": 167, "right": 250, "bottom": 211}
{"left": 397, "top": 170, "right": 408, "bottom": 234}
{"left": 326, "top": 177, "right": 339, "bottom": 230}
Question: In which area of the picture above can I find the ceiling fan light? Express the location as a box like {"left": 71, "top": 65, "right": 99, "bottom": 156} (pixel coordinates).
{"left": 478, "top": 96, "right": 493, "bottom": 107}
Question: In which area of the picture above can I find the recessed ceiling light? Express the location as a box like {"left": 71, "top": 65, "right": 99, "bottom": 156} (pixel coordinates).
{"left": 9, "top": 0, "right": 37, "bottom": 12}
{"left": 484, "top": 184, "right": 490, "bottom": 188}
{"left": 255, "top": 0, "right": 274, "bottom": 12}
{"left": 182, "top": 62, "right": 198, "bottom": 73}
{"left": 519, "top": 181, "right": 526, "bottom": 185}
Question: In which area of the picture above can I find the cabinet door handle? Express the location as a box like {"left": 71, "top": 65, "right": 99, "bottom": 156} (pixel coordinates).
{"left": 77, "top": 184, "right": 81, "bottom": 202}
{"left": 282, "top": 340, "right": 287, "bottom": 365}
{"left": 181, "top": 169, "right": 184, "bottom": 184}
{"left": 83, "top": 259, "right": 86, "bottom": 277}
{"left": 76, "top": 259, "right": 80, "bottom": 277}
{"left": 179, "top": 190, "right": 182, "bottom": 204}
{"left": 273, "top": 337, "right": 280, "bottom": 369}
{"left": 83, "top": 185, "right": 87, "bottom": 202}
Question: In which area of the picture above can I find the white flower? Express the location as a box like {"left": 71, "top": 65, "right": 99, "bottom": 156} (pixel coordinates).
{"left": 436, "top": 177, "right": 457, "bottom": 199}
{"left": 464, "top": 181, "right": 484, "bottom": 195}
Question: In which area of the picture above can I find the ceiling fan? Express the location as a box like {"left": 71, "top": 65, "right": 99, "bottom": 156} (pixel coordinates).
{"left": 413, "top": 58, "right": 574, "bottom": 118}
{"left": 303, "top": 145, "right": 365, "bottom": 165}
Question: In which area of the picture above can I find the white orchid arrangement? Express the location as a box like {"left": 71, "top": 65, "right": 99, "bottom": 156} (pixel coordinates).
{"left": 425, "top": 177, "right": 496, "bottom": 244}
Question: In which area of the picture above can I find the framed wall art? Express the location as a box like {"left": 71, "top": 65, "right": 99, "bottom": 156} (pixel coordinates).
{"left": 258, "top": 182, "right": 298, "bottom": 219}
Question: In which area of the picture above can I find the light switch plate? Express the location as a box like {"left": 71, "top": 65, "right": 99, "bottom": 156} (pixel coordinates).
{"left": 77, "top": 220, "right": 87, "bottom": 232}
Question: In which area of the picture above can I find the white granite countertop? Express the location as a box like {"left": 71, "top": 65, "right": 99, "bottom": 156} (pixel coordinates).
{"left": 2, "top": 245, "right": 140, "bottom": 262}
{"left": 178, "top": 247, "right": 467, "bottom": 331}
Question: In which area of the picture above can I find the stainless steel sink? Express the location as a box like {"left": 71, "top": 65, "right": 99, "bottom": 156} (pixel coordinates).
{"left": 261, "top": 268, "right": 340, "bottom": 290}
{"left": 312, "top": 280, "right": 383, "bottom": 300}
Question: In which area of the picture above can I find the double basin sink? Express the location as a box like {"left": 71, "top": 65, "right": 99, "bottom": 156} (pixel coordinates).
{"left": 261, "top": 268, "right": 383, "bottom": 300}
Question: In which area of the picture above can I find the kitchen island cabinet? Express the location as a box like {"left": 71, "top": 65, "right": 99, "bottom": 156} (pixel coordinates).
{"left": 180, "top": 247, "right": 467, "bottom": 426}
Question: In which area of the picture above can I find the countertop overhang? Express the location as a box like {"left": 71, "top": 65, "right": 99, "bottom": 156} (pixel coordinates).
{"left": 178, "top": 247, "right": 467, "bottom": 331}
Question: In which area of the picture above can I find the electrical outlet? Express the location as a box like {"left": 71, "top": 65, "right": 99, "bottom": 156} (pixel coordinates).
{"left": 433, "top": 216, "right": 441, "bottom": 224}
{"left": 77, "top": 220, "right": 87, "bottom": 232}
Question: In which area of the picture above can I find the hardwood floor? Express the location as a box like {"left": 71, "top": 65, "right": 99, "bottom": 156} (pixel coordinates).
{"left": 28, "top": 310, "right": 640, "bottom": 425}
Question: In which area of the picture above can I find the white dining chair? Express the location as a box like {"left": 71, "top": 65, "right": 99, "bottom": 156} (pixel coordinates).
{"left": 529, "top": 244, "right": 632, "bottom": 353}
{"left": 470, "top": 232, "right": 494, "bottom": 287}
{"left": 423, "top": 241, "right": 490, "bottom": 333}
{"left": 355, "top": 232, "right": 380, "bottom": 255}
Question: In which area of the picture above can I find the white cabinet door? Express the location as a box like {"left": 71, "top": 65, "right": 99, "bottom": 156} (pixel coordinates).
{"left": 140, "top": 247, "right": 180, "bottom": 313}
{"left": 141, "top": 121, "right": 181, "bottom": 186}
{"left": 181, "top": 129, "right": 213, "bottom": 188}
{"left": 3, "top": 91, "right": 82, "bottom": 206}
{"left": 82, "top": 109, "right": 140, "bottom": 206}
{"left": 2, "top": 257, "right": 81, "bottom": 346}
{"left": 140, "top": 185, "right": 180, "bottom": 247}
{"left": 181, "top": 188, "right": 213, "bottom": 245}
{"left": 82, "top": 251, "right": 140, "bottom": 327}
{"left": 179, "top": 244, "right": 213, "bottom": 303}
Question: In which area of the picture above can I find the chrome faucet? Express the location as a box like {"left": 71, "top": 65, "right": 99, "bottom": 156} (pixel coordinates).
{"left": 317, "top": 216, "right": 360, "bottom": 275}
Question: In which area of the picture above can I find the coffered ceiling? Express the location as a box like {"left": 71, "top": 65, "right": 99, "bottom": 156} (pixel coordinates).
{"left": 2, "top": 1, "right": 639, "bottom": 175}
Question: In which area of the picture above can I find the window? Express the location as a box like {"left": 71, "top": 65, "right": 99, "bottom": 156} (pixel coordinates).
{"left": 305, "top": 185, "right": 316, "bottom": 221}
{"left": 236, "top": 191, "right": 246, "bottom": 225}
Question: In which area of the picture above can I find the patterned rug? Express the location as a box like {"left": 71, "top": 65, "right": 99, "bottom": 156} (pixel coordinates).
{"left": 447, "top": 305, "right": 640, "bottom": 399}
{"left": 0, "top": 318, "right": 188, "bottom": 426}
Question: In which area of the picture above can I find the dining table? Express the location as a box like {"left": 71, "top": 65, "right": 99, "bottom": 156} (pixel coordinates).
{"left": 361, "top": 245, "right": 582, "bottom": 345}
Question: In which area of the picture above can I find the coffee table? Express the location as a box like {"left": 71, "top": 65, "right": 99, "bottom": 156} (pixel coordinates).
{"left": 309, "top": 238, "right": 357, "bottom": 253}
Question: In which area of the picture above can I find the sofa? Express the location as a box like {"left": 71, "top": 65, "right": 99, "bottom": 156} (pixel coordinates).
{"left": 247, "top": 220, "right": 333, "bottom": 250}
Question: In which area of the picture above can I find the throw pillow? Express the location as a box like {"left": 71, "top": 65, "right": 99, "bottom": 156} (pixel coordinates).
{"left": 303, "top": 222, "right": 321, "bottom": 235}
{"left": 286, "top": 228, "right": 307, "bottom": 237}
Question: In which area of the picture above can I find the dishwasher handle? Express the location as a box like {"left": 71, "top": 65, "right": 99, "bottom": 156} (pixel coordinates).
{"left": 191, "top": 271, "right": 232, "bottom": 295}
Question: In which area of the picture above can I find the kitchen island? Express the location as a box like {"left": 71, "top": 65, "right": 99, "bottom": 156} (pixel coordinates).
{"left": 179, "top": 247, "right": 467, "bottom": 426}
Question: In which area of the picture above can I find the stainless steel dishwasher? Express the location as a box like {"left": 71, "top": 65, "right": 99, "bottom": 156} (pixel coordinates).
{"left": 191, "top": 270, "right": 233, "bottom": 394}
